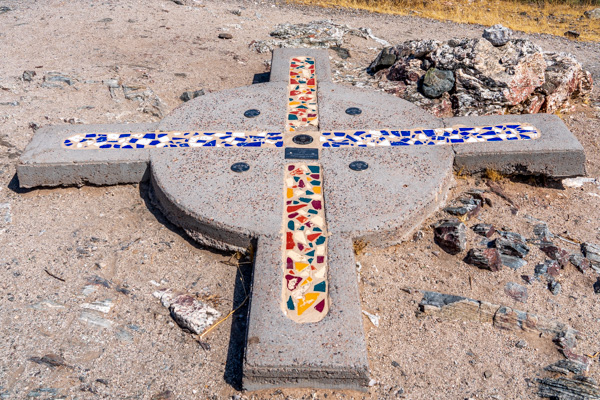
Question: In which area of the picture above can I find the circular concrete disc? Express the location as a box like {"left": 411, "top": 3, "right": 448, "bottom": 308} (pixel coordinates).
{"left": 150, "top": 82, "right": 455, "bottom": 251}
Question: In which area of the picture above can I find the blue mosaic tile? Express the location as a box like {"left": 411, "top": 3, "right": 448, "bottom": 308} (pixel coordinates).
{"left": 319, "top": 124, "right": 541, "bottom": 148}
{"left": 63, "top": 131, "right": 286, "bottom": 149}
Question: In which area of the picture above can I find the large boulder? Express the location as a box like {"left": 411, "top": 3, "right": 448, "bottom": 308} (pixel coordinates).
{"left": 430, "top": 38, "right": 546, "bottom": 115}
{"left": 369, "top": 33, "right": 593, "bottom": 117}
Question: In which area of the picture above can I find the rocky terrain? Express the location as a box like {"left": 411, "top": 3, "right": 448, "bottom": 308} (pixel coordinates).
{"left": 1, "top": 0, "right": 600, "bottom": 399}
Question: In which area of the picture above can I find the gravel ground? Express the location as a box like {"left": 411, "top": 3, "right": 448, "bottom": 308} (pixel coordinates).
{"left": 1, "top": 0, "right": 600, "bottom": 399}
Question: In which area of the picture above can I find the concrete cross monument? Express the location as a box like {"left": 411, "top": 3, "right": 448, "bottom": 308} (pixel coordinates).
{"left": 18, "top": 48, "right": 585, "bottom": 391}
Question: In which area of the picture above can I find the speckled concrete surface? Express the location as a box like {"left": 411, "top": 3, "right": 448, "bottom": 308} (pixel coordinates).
{"left": 270, "top": 48, "right": 333, "bottom": 84}
{"left": 318, "top": 82, "right": 440, "bottom": 131}
{"left": 320, "top": 146, "right": 455, "bottom": 245}
{"left": 158, "top": 82, "right": 288, "bottom": 132}
{"left": 17, "top": 123, "right": 157, "bottom": 187}
{"left": 244, "top": 234, "right": 369, "bottom": 391}
{"left": 150, "top": 148, "right": 285, "bottom": 252}
{"left": 446, "top": 113, "right": 586, "bottom": 177}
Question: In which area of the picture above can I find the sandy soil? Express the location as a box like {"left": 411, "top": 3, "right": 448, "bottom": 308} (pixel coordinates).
{"left": 1, "top": 0, "right": 600, "bottom": 399}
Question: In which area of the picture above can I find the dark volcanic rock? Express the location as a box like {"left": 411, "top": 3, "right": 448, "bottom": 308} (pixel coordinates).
{"left": 533, "top": 223, "right": 553, "bottom": 241}
{"left": 548, "top": 279, "right": 561, "bottom": 295}
{"left": 535, "top": 260, "right": 560, "bottom": 279}
{"left": 500, "top": 254, "right": 527, "bottom": 270}
{"left": 44, "top": 72, "right": 76, "bottom": 86}
{"left": 433, "top": 219, "right": 466, "bottom": 255}
{"left": 29, "top": 354, "right": 68, "bottom": 368}
{"left": 564, "top": 30, "right": 580, "bottom": 39}
{"left": 473, "top": 223, "right": 495, "bottom": 238}
{"left": 544, "top": 359, "right": 589, "bottom": 375}
{"left": 494, "top": 235, "right": 530, "bottom": 258}
{"left": 180, "top": 90, "right": 205, "bottom": 102}
{"left": 570, "top": 254, "right": 591, "bottom": 273}
{"left": 594, "top": 278, "right": 600, "bottom": 294}
{"left": 582, "top": 242, "right": 600, "bottom": 266}
{"left": 538, "top": 376, "right": 600, "bottom": 399}
{"left": 387, "top": 58, "right": 424, "bottom": 83}
{"left": 521, "top": 275, "right": 535, "bottom": 285}
{"left": 22, "top": 70, "right": 36, "bottom": 82}
{"left": 444, "top": 197, "right": 481, "bottom": 219}
{"left": 540, "top": 241, "right": 570, "bottom": 268}
{"left": 369, "top": 47, "right": 397, "bottom": 73}
{"left": 370, "top": 33, "right": 592, "bottom": 117}
{"left": 421, "top": 68, "right": 455, "bottom": 98}
{"left": 466, "top": 248, "right": 502, "bottom": 271}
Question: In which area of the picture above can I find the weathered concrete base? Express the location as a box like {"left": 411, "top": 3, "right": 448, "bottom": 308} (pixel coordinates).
{"left": 244, "top": 235, "right": 370, "bottom": 391}
{"left": 149, "top": 148, "right": 285, "bottom": 253}
{"left": 446, "top": 113, "right": 585, "bottom": 178}
{"left": 320, "top": 146, "right": 455, "bottom": 247}
{"left": 17, "top": 123, "right": 156, "bottom": 188}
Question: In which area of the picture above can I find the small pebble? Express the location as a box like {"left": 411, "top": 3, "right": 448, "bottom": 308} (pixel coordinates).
{"left": 515, "top": 340, "right": 527, "bottom": 349}
{"left": 218, "top": 33, "right": 233, "bottom": 39}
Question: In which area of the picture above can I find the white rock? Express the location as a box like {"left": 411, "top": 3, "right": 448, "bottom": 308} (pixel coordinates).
{"left": 562, "top": 177, "right": 597, "bottom": 188}
{"left": 362, "top": 310, "right": 380, "bottom": 327}
{"left": 155, "top": 289, "right": 221, "bottom": 335}
{"left": 79, "top": 311, "right": 113, "bottom": 328}
{"left": 81, "top": 299, "right": 114, "bottom": 314}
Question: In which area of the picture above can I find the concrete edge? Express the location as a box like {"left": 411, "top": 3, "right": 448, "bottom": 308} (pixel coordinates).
{"left": 243, "top": 235, "right": 370, "bottom": 391}
{"left": 17, "top": 160, "right": 150, "bottom": 188}
{"left": 445, "top": 113, "right": 586, "bottom": 178}
{"left": 243, "top": 376, "right": 369, "bottom": 392}
{"left": 270, "top": 48, "right": 332, "bottom": 84}
{"left": 17, "top": 123, "right": 157, "bottom": 188}
{"left": 149, "top": 167, "right": 254, "bottom": 253}
{"left": 355, "top": 158, "right": 454, "bottom": 247}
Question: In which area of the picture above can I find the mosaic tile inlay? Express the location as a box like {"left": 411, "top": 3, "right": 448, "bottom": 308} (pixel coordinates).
{"left": 61, "top": 125, "right": 540, "bottom": 149}
{"left": 287, "top": 57, "right": 318, "bottom": 132}
{"left": 282, "top": 163, "right": 329, "bottom": 323}
{"left": 320, "top": 124, "right": 541, "bottom": 147}
{"left": 62, "top": 131, "right": 284, "bottom": 149}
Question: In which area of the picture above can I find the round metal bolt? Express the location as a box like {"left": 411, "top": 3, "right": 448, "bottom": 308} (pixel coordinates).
{"left": 345, "top": 107, "right": 362, "bottom": 116}
{"left": 243, "top": 109, "right": 260, "bottom": 118}
{"left": 349, "top": 161, "right": 368, "bottom": 171}
{"left": 292, "top": 134, "right": 314, "bottom": 145}
{"left": 231, "top": 162, "right": 250, "bottom": 173}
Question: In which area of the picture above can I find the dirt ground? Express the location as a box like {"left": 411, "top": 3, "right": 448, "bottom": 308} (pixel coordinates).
{"left": 1, "top": 0, "right": 600, "bottom": 399}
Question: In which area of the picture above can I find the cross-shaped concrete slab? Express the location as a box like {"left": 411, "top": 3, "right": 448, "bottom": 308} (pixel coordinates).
{"left": 17, "top": 48, "right": 585, "bottom": 391}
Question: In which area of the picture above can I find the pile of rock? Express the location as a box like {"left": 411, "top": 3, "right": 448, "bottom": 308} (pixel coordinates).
{"left": 368, "top": 25, "right": 593, "bottom": 117}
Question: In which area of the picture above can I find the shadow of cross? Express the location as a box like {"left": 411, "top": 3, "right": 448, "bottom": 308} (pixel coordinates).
{"left": 17, "top": 48, "right": 585, "bottom": 391}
